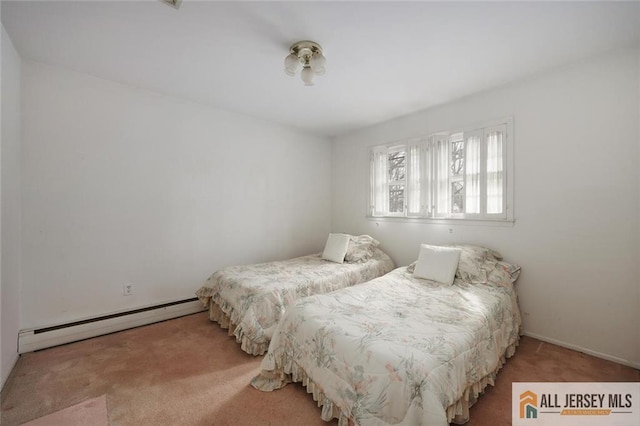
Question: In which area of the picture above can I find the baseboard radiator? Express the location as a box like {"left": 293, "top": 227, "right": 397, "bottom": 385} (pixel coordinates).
{"left": 18, "top": 298, "right": 205, "bottom": 354}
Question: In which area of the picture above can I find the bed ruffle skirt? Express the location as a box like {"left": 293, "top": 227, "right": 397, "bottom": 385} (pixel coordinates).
{"left": 195, "top": 287, "right": 268, "bottom": 356}
{"left": 251, "top": 338, "right": 520, "bottom": 425}
{"left": 251, "top": 365, "right": 349, "bottom": 426}
{"left": 446, "top": 339, "right": 519, "bottom": 424}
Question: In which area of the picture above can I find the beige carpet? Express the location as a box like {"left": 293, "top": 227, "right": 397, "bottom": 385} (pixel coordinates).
{"left": 2, "top": 313, "right": 333, "bottom": 426}
{"left": 21, "top": 395, "right": 108, "bottom": 426}
{"left": 2, "top": 312, "right": 638, "bottom": 426}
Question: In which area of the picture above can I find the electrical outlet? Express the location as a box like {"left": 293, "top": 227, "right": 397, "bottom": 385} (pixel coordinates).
{"left": 123, "top": 284, "right": 134, "bottom": 296}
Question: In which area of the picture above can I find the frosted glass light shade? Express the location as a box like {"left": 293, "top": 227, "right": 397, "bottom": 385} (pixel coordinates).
{"left": 301, "top": 67, "right": 314, "bottom": 86}
{"left": 285, "top": 41, "right": 325, "bottom": 85}
{"left": 284, "top": 53, "right": 300, "bottom": 76}
{"left": 309, "top": 52, "right": 326, "bottom": 75}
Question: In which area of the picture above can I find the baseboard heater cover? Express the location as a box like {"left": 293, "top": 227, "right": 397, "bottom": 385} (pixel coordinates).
{"left": 18, "top": 298, "right": 205, "bottom": 354}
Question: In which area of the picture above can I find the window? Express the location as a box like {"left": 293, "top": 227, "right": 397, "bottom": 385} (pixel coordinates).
{"left": 369, "top": 119, "right": 513, "bottom": 221}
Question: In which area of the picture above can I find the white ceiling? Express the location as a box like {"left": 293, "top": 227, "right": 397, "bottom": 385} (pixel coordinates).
{"left": 2, "top": 1, "right": 639, "bottom": 137}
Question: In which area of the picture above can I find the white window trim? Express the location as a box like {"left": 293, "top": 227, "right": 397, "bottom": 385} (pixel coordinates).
{"left": 368, "top": 117, "right": 514, "bottom": 223}
{"left": 366, "top": 215, "right": 515, "bottom": 227}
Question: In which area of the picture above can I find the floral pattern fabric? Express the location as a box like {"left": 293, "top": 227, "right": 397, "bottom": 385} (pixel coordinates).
{"left": 196, "top": 248, "right": 395, "bottom": 355}
{"left": 252, "top": 265, "right": 521, "bottom": 425}
{"left": 406, "top": 244, "right": 505, "bottom": 285}
{"left": 345, "top": 235, "right": 380, "bottom": 263}
{"left": 450, "top": 244, "right": 502, "bottom": 284}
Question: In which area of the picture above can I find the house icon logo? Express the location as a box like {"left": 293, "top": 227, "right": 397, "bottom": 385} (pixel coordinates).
{"left": 520, "top": 390, "right": 538, "bottom": 419}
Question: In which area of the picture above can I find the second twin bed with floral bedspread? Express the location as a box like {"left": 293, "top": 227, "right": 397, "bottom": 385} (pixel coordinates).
{"left": 251, "top": 245, "right": 522, "bottom": 426}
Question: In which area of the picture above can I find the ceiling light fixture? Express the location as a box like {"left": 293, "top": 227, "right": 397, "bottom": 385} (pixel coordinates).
{"left": 284, "top": 41, "right": 326, "bottom": 86}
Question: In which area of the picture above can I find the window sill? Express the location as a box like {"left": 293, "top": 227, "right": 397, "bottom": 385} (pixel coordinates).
{"left": 366, "top": 215, "right": 515, "bottom": 227}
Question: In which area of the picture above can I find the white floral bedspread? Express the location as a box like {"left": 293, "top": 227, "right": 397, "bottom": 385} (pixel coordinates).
{"left": 252, "top": 266, "right": 521, "bottom": 425}
{"left": 196, "top": 248, "right": 395, "bottom": 355}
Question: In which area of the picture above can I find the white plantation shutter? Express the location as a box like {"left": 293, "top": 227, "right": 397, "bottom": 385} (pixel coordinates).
{"left": 486, "top": 126, "right": 505, "bottom": 215}
{"left": 433, "top": 136, "right": 450, "bottom": 217}
{"left": 465, "top": 132, "right": 482, "bottom": 214}
{"left": 371, "top": 147, "right": 388, "bottom": 216}
{"left": 368, "top": 118, "right": 511, "bottom": 221}
{"left": 407, "top": 139, "right": 424, "bottom": 216}
{"left": 424, "top": 141, "right": 434, "bottom": 217}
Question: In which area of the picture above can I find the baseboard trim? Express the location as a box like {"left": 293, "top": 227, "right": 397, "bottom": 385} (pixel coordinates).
{"left": 522, "top": 331, "right": 640, "bottom": 370}
{"left": 18, "top": 298, "right": 205, "bottom": 354}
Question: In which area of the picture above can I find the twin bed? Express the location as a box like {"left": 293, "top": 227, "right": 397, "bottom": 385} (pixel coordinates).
{"left": 197, "top": 237, "right": 522, "bottom": 425}
{"left": 196, "top": 235, "right": 395, "bottom": 355}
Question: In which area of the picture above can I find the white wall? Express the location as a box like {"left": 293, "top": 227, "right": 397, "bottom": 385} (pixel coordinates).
{"left": 636, "top": 49, "right": 640, "bottom": 364}
{"left": 332, "top": 49, "right": 640, "bottom": 367}
{"left": 20, "top": 61, "right": 332, "bottom": 329}
{"left": 1, "top": 23, "right": 22, "bottom": 390}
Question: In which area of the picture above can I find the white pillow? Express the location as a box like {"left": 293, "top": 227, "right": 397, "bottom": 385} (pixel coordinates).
{"left": 322, "top": 233, "right": 351, "bottom": 264}
{"left": 413, "top": 244, "right": 462, "bottom": 285}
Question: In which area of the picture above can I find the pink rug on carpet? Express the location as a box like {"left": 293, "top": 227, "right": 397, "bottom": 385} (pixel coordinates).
{"left": 21, "top": 395, "right": 108, "bottom": 426}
